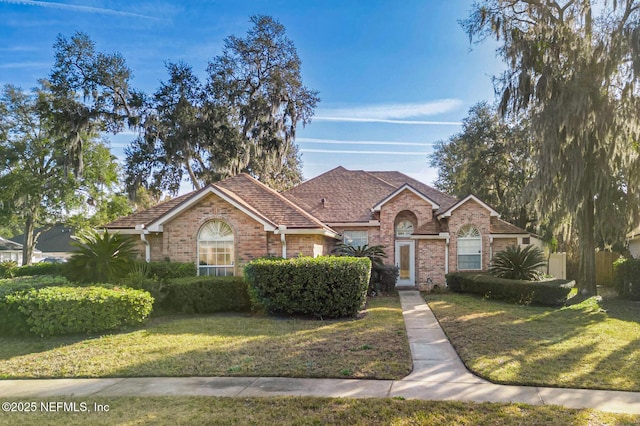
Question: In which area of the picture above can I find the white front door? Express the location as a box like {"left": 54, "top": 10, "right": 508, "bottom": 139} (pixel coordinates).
{"left": 395, "top": 240, "right": 415, "bottom": 287}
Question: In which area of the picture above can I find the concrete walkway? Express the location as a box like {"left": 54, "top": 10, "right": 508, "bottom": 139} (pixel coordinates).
{"left": 0, "top": 291, "right": 638, "bottom": 415}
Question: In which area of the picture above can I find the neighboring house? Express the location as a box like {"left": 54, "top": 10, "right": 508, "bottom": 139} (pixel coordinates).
{"left": 628, "top": 225, "right": 640, "bottom": 258}
{"left": 11, "top": 224, "right": 76, "bottom": 262}
{"left": 104, "top": 166, "right": 530, "bottom": 290}
{"left": 0, "top": 237, "right": 25, "bottom": 265}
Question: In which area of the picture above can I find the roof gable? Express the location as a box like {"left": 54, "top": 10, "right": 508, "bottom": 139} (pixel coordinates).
{"left": 372, "top": 184, "right": 440, "bottom": 211}
{"left": 147, "top": 184, "right": 277, "bottom": 232}
{"left": 437, "top": 194, "right": 500, "bottom": 219}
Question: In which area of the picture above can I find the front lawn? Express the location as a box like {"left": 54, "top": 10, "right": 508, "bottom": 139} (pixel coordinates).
{"left": 0, "top": 397, "right": 637, "bottom": 425}
{"left": 426, "top": 292, "right": 640, "bottom": 391}
{"left": 0, "top": 296, "right": 411, "bottom": 380}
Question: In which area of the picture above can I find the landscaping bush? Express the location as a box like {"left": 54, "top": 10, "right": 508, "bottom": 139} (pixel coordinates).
{"left": 63, "top": 230, "right": 137, "bottom": 284}
{"left": 489, "top": 244, "right": 546, "bottom": 281}
{"left": 445, "top": 272, "right": 574, "bottom": 306}
{"left": 0, "top": 275, "right": 72, "bottom": 335}
{"left": 371, "top": 264, "right": 399, "bottom": 294}
{"left": 146, "top": 261, "right": 197, "bottom": 281}
{"left": 161, "top": 276, "right": 250, "bottom": 314}
{"left": 613, "top": 257, "right": 640, "bottom": 301}
{"left": 245, "top": 256, "right": 371, "bottom": 318}
{"left": 13, "top": 262, "right": 64, "bottom": 277}
{"left": 6, "top": 286, "right": 153, "bottom": 336}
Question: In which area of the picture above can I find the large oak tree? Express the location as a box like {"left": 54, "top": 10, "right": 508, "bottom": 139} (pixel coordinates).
{"left": 464, "top": 0, "right": 640, "bottom": 296}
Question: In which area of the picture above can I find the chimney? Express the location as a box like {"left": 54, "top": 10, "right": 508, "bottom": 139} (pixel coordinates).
{"left": 321, "top": 198, "right": 327, "bottom": 208}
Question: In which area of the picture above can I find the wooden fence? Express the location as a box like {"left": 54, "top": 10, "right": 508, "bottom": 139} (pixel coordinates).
{"left": 595, "top": 251, "right": 621, "bottom": 286}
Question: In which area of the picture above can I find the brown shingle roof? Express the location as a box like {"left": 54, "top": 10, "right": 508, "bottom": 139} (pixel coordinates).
{"left": 367, "top": 171, "right": 458, "bottom": 213}
{"left": 282, "top": 166, "right": 398, "bottom": 222}
{"left": 105, "top": 174, "right": 331, "bottom": 231}
{"left": 490, "top": 217, "right": 528, "bottom": 234}
{"left": 104, "top": 192, "right": 196, "bottom": 229}
{"left": 215, "top": 174, "right": 330, "bottom": 229}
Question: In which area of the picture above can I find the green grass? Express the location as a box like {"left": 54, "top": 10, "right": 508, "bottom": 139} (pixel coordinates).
{"left": 0, "top": 296, "right": 411, "bottom": 380}
{"left": 425, "top": 292, "right": 640, "bottom": 391}
{"left": 0, "top": 397, "right": 636, "bottom": 425}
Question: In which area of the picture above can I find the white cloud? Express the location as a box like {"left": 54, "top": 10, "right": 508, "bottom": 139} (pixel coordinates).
{"left": 314, "top": 99, "right": 464, "bottom": 125}
{"left": 0, "top": 61, "right": 49, "bottom": 69}
{"left": 298, "top": 137, "right": 436, "bottom": 146}
{"left": 301, "top": 149, "right": 429, "bottom": 155}
{"left": 0, "top": 0, "right": 164, "bottom": 21}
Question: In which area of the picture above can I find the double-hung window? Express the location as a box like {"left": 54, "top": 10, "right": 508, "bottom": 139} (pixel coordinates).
{"left": 198, "top": 220, "right": 235, "bottom": 276}
{"left": 343, "top": 230, "right": 368, "bottom": 247}
{"left": 457, "top": 225, "right": 481, "bottom": 270}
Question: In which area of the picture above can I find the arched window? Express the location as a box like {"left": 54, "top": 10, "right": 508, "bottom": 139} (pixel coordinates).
{"left": 198, "top": 220, "right": 234, "bottom": 276}
{"left": 457, "top": 225, "right": 481, "bottom": 270}
{"left": 395, "top": 220, "right": 414, "bottom": 237}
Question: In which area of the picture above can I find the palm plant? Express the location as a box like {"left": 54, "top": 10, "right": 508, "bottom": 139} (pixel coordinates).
{"left": 331, "top": 243, "right": 387, "bottom": 266}
{"left": 489, "top": 244, "right": 546, "bottom": 281}
{"left": 65, "top": 229, "right": 137, "bottom": 283}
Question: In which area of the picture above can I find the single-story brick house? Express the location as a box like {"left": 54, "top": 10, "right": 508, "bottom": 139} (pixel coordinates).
{"left": 105, "top": 166, "right": 530, "bottom": 290}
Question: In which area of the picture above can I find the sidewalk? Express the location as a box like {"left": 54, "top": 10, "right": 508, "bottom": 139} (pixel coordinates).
{"left": 0, "top": 291, "right": 638, "bottom": 415}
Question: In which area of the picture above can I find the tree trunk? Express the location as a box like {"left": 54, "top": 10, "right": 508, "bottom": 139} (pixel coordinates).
{"left": 577, "top": 195, "right": 597, "bottom": 296}
{"left": 21, "top": 214, "right": 35, "bottom": 266}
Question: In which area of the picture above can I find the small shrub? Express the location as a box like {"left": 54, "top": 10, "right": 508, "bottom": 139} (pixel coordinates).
{"left": 0, "top": 261, "right": 18, "bottom": 278}
{"left": 489, "top": 245, "right": 546, "bottom": 281}
{"left": 245, "top": 256, "right": 371, "bottom": 318}
{"left": 371, "top": 264, "right": 399, "bottom": 294}
{"left": 613, "top": 257, "right": 640, "bottom": 301}
{"left": 6, "top": 286, "right": 153, "bottom": 336}
{"left": 63, "top": 230, "right": 137, "bottom": 284}
{"left": 160, "top": 276, "right": 250, "bottom": 314}
{"left": 446, "top": 272, "right": 574, "bottom": 306}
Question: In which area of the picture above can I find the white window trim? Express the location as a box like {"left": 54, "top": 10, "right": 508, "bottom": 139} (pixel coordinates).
{"left": 457, "top": 225, "right": 482, "bottom": 271}
{"left": 197, "top": 220, "right": 235, "bottom": 276}
{"left": 395, "top": 220, "right": 415, "bottom": 238}
{"left": 343, "top": 230, "right": 369, "bottom": 247}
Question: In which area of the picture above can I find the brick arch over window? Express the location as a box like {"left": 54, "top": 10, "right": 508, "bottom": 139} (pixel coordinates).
{"left": 394, "top": 210, "right": 417, "bottom": 238}
{"left": 197, "top": 220, "right": 235, "bottom": 276}
{"left": 457, "top": 224, "right": 481, "bottom": 270}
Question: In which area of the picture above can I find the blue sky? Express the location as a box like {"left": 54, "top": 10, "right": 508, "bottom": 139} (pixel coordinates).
{"left": 0, "top": 0, "right": 504, "bottom": 190}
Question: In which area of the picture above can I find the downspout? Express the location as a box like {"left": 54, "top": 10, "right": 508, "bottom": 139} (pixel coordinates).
{"left": 489, "top": 236, "right": 494, "bottom": 267}
{"left": 445, "top": 237, "right": 449, "bottom": 275}
{"left": 277, "top": 225, "right": 287, "bottom": 259}
{"left": 140, "top": 230, "right": 151, "bottom": 262}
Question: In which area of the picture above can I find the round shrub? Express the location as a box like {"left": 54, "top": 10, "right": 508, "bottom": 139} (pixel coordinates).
{"left": 613, "top": 257, "right": 640, "bottom": 300}
{"left": 245, "top": 256, "right": 371, "bottom": 318}
{"left": 0, "top": 275, "right": 73, "bottom": 335}
{"left": 6, "top": 286, "right": 153, "bottom": 336}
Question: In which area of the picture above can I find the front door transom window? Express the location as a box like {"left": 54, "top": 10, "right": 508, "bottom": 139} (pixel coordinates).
{"left": 395, "top": 220, "right": 414, "bottom": 237}
{"left": 198, "top": 220, "right": 234, "bottom": 276}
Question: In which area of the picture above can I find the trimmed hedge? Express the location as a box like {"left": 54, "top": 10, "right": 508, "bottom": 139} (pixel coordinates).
{"left": 245, "top": 256, "right": 371, "bottom": 318}
{"left": 446, "top": 272, "right": 574, "bottom": 306}
{"left": 0, "top": 275, "right": 72, "bottom": 335}
{"left": 613, "top": 257, "right": 640, "bottom": 300}
{"left": 146, "top": 261, "right": 197, "bottom": 281}
{"left": 13, "top": 262, "right": 64, "bottom": 277}
{"left": 6, "top": 286, "right": 153, "bottom": 337}
{"left": 161, "top": 276, "right": 251, "bottom": 314}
